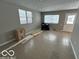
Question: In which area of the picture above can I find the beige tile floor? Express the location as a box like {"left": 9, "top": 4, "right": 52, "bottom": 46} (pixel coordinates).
{"left": 0, "top": 31, "right": 75, "bottom": 59}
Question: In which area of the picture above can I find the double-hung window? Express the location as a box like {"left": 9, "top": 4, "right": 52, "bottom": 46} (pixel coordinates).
{"left": 18, "top": 9, "right": 32, "bottom": 24}
{"left": 27, "top": 11, "right": 32, "bottom": 23}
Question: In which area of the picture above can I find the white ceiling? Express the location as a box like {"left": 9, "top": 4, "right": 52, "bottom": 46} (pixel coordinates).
{"left": 2, "top": 0, "right": 79, "bottom": 12}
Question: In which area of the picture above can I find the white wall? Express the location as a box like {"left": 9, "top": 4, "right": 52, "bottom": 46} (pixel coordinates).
{"left": 71, "top": 9, "right": 79, "bottom": 59}
{"left": 0, "top": 1, "right": 41, "bottom": 44}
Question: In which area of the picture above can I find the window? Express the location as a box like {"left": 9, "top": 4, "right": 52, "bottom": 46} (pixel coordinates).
{"left": 18, "top": 9, "right": 27, "bottom": 24}
{"left": 18, "top": 9, "right": 32, "bottom": 24}
{"left": 44, "top": 15, "right": 60, "bottom": 24}
{"left": 27, "top": 11, "right": 32, "bottom": 23}
{"left": 66, "top": 15, "right": 76, "bottom": 24}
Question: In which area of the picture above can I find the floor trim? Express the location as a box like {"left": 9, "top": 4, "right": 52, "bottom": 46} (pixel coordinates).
{"left": 3, "top": 31, "right": 43, "bottom": 51}
{"left": 70, "top": 39, "right": 78, "bottom": 59}
{"left": 5, "top": 35, "right": 34, "bottom": 51}
{"left": 0, "top": 39, "right": 15, "bottom": 47}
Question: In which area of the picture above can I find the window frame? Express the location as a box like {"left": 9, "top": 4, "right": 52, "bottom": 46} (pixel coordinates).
{"left": 44, "top": 15, "right": 60, "bottom": 24}
{"left": 18, "top": 9, "right": 27, "bottom": 24}
{"left": 26, "top": 11, "right": 33, "bottom": 24}
{"left": 65, "top": 13, "right": 77, "bottom": 25}
{"left": 18, "top": 9, "right": 33, "bottom": 24}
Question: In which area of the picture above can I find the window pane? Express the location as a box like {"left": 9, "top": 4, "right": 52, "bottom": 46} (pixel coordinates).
{"left": 20, "top": 18, "right": 27, "bottom": 24}
{"left": 27, "top": 17, "right": 32, "bottom": 23}
{"left": 18, "top": 9, "right": 27, "bottom": 24}
{"left": 27, "top": 11, "right": 32, "bottom": 23}
{"left": 27, "top": 11, "right": 32, "bottom": 17}
{"left": 44, "top": 15, "right": 59, "bottom": 24}
{"left": 67, "top": 15, "right": 76, "bottom": 24}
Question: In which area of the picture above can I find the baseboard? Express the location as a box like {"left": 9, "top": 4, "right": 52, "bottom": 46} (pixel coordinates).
{"left": 5, "top": 35, "right": 34, "bottom": 50}
{"left": 0, "top": 29, "right": 41, "bottom": 47}
{"left": 25, "top": 29, "right": 41, "bottom": 36}
{"left": 0, "top": 39, "right": 15, "bottom": 47}
{"left": 33, "top": 31, "right": 43, "bottom": 37}
{"left": 5, "top": 31, "right": 43, "bottom": 51}
{"left": 70, "top": 39, "right": 78, "bottom": 59}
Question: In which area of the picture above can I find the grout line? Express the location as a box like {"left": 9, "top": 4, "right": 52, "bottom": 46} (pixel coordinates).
{"left": 70, "top": 39, "right": 78, "bottom": 59}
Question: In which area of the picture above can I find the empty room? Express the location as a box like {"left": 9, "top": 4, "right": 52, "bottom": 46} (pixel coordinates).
{"left": 0, "top": 0, "right": 79, "bottom": 59}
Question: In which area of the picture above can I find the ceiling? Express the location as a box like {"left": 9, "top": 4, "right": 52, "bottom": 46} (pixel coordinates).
{"left": 2, "top": 0, "right": 79, "bottom": 12}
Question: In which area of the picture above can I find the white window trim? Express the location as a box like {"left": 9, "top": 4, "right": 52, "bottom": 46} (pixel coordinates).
{"left": 44, "top": 15, "right": 60, "bottom": 24}
{"left": 26, "top": 11, "right": 33, "bottom": 24}
{"left": 65, "top": 13, "right": 77, "bottom": 25}
{"left": 18, "top": 9, "right": 32, "bottom": 24}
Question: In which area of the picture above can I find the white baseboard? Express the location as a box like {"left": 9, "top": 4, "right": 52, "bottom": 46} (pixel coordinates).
{"left": 0, "top": 39, "right": 15, "bottom": 47}
{"left": 25, "top": 29, "right": 41, "bottom": 36}
{"left": 5, "top": 35, "right": 33, "bottom": 50}
{"left": 0, "top": 30, "right": 43, "bottom": 51}
{"left": 70, "top": 39, "right": 78, "bottom": 59}
{"left": 5, "top": 31, "right": 43, "bottom": 51}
